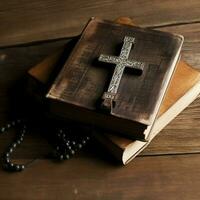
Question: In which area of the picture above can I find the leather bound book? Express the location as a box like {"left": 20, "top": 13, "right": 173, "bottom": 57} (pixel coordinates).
{"left": 46, "top": 18, "right": 184, "bottom": 140}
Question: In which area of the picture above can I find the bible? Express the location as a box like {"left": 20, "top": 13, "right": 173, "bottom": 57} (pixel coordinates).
{"left": 28, "top": 42, "right": 200, "bottom": 164}
{"left": 46, "top": 18, "right": 184, "bottom": 140}
{"left": 28, "top": 17, "right": 200, "bottom": 164}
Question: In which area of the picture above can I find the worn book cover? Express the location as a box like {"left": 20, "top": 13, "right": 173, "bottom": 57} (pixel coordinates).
{"left": 47, "top": 18, "right": 184, "bottom": 140}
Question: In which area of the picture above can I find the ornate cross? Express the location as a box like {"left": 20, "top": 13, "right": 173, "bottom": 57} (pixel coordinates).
{"left": 98, "top": 36, "right": 145, "bottom": 110}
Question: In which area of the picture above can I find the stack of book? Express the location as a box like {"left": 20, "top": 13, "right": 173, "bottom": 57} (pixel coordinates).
{"left": 27, "top": 18, "right": 200, "bottom": 164}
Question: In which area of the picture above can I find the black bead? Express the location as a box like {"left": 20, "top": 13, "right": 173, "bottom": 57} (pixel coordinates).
{"left": 21, "top": 165, "right": 25, "bottom": 170}
{"left": 71, "top": 141, "right": 76, "bottom": 146}
{"left": 65, "top": 142, "right": 70, "bottom": 147}
{"left": 12, "top": 143, "right": 17, "bottom": 148}
{"left": 8, "top": 163, "right": 14, "bottom": 169}
{"left": 11, "top": 121, "right": 16, "bottom": 126}
{"left": 14, "top": 165, "right": 21, "bottom": 171}
{"left": 21, "top": 132, "right": 25, "bottom": 137}
{"left": 16, "top": 140, "right": 21, "bottom": 145}
{"left": 56, "top": 146, "right": 60, "bottom": 151}
{"left": 82, "top": 140, "right": 86, "bottom": 145}
{"left": 68, "top": 146, "right": 72, "bottom": 150}
{"left": 59, "top": 155, "right": 64, "bottom": 161}
{"left": 9, "top": 148, "right": 13, "bottom": 153}
{"left": 17, "top": 119, "right": 21, "bottom": 123}
{"left": 86, "top": 136, "right": 90, "bottom": 140}
{"left": 64, "top": 154, "right": 70, "bottom": 160}
{"left": 1, "top": 127, "right": 5, "bottom": 133}
{"left": 70, "top": 150, "right": 75, "bottom": 155}
{"left": 5, "top": 153, "right": 10, "bottom": 158}
{"left": 4, "top": 158, "right": 10, "bottom": 164}
{"left": 59, "top": 129, "right": 63, "bottom": 134}
{"left": 66, "top": 140, "right": 70, "bottom": 144}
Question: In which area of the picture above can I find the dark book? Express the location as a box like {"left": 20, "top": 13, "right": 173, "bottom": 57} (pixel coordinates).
{"left": 47, "top": 18, "right": 184, "bottom": 140}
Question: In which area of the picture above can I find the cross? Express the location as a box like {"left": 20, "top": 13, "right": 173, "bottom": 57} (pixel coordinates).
{"left": 98, "top": 36, "right": 145, "bottom": 110}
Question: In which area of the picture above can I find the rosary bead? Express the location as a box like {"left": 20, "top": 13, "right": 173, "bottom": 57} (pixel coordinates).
{"left": 86, "top": 136, "right": 90, "bottom": 140}
{"left": 11, "top": 121, "right": 16, "bottom": 126}
{"left": 9, "top": 148, "right": 13, "bottom": 153}
{"left": 12, "top": 143, "right": 17, "bottom": 148}
{"left": 14, "top": 165, "right": 21, "bottom": 171}
{"left": 9, "top": 163, "right": 14, "bottom": 167}
{"left": 0, "top": 118, "right": 28, "bottom": 172}
{"left": 5, "top": 153, "right": 10, "bottom": 158}
{"left": 16, "top": 119, "right": 21, "bottom": 123}
{"left": 16, "top": 140, "right": 21, "bottom": 145}
{"left": 71, "top": 141, "right": 76, "bottom": 146}
{"left": 64, "top": 154, "right": 70, "bottom": 160}
{"left": 82, "top": 140, "right": 86, "bottom": 145}
{"left": 68, "top": 146, "right": 72, "bottom": 150}
{"left": 59, "top": 129, "right": 63, "bottom": 134}
{"left": 1, "top": 127, "right": 5, "bottom": 133}
{"left": 65, "top": 142, "right": 70, "bottom": 147}
{"left": 66, "top": 140, "right": 70, "bottom": 144}
{"left": 56, "top": 146, "right": 60, "bottom": 151}
{"left": 21, "top": 165, "right": 25, "bottom": 170}
{"left": 21, "top": 132, "right": 25, "bottom": 137}
{"left": 59, "top": 155, "right": 64, "bottom": 161}
{"left": 4, "top": 157, "right": 10, "bottom": 164}
{"left": 23, "top": 125, "right": 27, "bottom": 129}
{"left": 70, "top": 150, "right": 75, "bottom": 155}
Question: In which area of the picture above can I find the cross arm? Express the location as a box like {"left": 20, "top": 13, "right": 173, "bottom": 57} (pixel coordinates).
{"left": 125, "top": 60, "right": 145, "bottom": 71}
{"left": 98, "top": 54, "right": 119, "bottom": 64}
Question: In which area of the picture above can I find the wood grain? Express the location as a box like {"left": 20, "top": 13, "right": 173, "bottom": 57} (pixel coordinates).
{"left": 0, "top": 23, "right": 200, "bottom": 157}
{"left": 0, "top": 154, "right": 200, "bottom": 200}
{"left": 0, "top": 0, "right": 199, "bottom": 47}
{"left": 0, "top": 2, "right": 200, "bottom": 199}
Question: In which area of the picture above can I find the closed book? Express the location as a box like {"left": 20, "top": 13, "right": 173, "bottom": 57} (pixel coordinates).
{"left": 28, "top": 45, "right": 200, "bottom": 164}
{"left": 46, "top": 18, "right": 184, "bottom": 140}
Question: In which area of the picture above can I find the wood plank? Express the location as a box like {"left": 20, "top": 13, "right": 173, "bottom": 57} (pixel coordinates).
{"left": 143, "top": 97, "right": 200, "bottom": 155}
{"left": 0, "top": 39, "right": 69, "bottom": 123}
{"left": 0, "top": 154, "right": 200, "bottom": 200}
{"left": 0, "top": 0, "right": 200, "bottom": 47}
{"left": 158, "top": 23, "right": 200, "bottom": 68}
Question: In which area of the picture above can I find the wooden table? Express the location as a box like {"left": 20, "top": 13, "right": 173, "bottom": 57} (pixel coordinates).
{"left": 0, "top": 1, "right": 200, "bottom": 199}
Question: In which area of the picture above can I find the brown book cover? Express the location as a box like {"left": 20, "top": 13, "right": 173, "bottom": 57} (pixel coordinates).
{"left": 46, "top": 18, "right": 184, "bottom": 140}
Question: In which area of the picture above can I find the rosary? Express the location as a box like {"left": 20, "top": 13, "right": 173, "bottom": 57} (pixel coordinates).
{"left": 0, "top": 118, "right": 90, "bottom": 172}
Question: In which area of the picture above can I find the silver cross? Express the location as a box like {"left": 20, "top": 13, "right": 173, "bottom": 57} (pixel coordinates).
{"left": 98, "top": 36, "right": 145, "bottom": 110}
